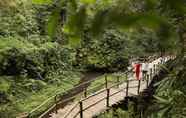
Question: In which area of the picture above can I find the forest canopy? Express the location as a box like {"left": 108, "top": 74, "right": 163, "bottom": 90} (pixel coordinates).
{"left": 0, "top": 0, "right": 185, "bottom": 117}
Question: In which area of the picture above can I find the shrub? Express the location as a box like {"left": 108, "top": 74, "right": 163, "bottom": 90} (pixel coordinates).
{"left": 0, "top": 78, "right": 11, "bottom": 104}
{"left": 0, "top": 38, "right": 74, "bottom": 80}
{"left": 75, "top": 29, "right": 129, "bottom": 72}
{"left": 0, "top": 0, "right": 39, "bottom": 37}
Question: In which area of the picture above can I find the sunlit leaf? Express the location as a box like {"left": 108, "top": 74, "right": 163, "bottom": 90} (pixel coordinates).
{"left": 158, "top": 105, "right": 172, "bottom": 118}
{"left": 154, "top": 95, "right": 170, "bottom": 104}
{"left": 66, "top": 6, "right": 87, "bottom": 36}
{"left": 68, "top": 36, "right": 81, "bottom": 47}
{"left": 80, "top": 0, "right": 96, "bottom": 4}
{"left": 137, "top": 13, "right": 165, "bottom": 29}
{"left": 47, "top": 9, "right": 60, "bottom": 38}
{"left": 32, "top": 0, "right": 52, "bottom": 4}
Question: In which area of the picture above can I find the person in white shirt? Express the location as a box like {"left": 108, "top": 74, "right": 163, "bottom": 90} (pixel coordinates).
{"left": 142, "top": 59, "right": 149, "bottom": 81}
{"left": 159, "top": 57, "right": 163, "bottom": 64}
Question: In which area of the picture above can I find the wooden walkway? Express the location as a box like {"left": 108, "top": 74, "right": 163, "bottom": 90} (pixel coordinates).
{"left": 49, "top": 57, "right": 169, "bottom": 118}
{"left": 51, "top": 79, "right": 148, "bottom": 118}
{"left": 31, "top": 56, "right": 175, "bottom": 118}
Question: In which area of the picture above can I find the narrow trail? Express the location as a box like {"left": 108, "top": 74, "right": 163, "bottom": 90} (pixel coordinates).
{"left": 57, "top": 72, "right": 103, "bottom": 107}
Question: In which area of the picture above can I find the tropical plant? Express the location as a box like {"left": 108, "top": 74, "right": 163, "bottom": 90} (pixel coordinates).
{"left": 32, "top": 0, "right": 185, "bottom": 57}
{"left": 74, "top": 28, "right": 129, "bottom": 72}
{"left": 144, "top": 57, "right": 186, "bottom": 118}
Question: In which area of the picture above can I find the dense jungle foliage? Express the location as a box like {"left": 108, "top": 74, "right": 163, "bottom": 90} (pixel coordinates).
{"left": 0, "top": 0, "right": 185, "bottom": 118}
{"left": 0, "top": 0, "right": 81, "bottom": 117}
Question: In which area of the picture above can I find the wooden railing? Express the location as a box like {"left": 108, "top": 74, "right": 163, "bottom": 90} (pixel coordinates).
{"left": 37, "top": 71, "right": 132, "bottom": 118}
{"left": 25, "top": 74, "right": 106, "bottom": 117}
{"left": 62, "top": 73, "right": 150, "bottom": 118}
{"left": 50, "top": 56, "right": 175, "bottom": 118}
{"left": 22, "top": 56, "right": 175, "bottom": 118}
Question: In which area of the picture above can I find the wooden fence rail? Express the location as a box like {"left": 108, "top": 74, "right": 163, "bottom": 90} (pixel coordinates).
{"left": 63, "top": 73, "right": 150, "bottom": 118}
{"left": 32, "top": 68, "right": 151, "bottom": 118}
{"left": 22, "top": 56, "right": 175, "bottom": 118}
{"left": 56, "top": 56, "right": 176, "bottom": 118}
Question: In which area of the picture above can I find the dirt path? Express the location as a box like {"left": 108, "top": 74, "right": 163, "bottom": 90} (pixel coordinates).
{"left": 63, "top": 72, "right": 103, "bottom": 97}
{"left": 55, "top": 72, "right": 104, "bottom": 108}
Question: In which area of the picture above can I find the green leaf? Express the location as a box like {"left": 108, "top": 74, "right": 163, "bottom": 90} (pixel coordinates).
{"left": 158, "top": 105, "right": 172, "bottom": 118}
{"left": 80, "top": 0, "right": 96, "bottom": 4}
{"left": 137, "top": 13, "right": 165, "bottom": 29}
{"left": 32, "top": 0, "right": 53, "bottom": 4}
{"left": 47, "top": 9, "right": 60, "bottom": 38}
{"left": 68, "top": 36, "right": 81, "bottom": 47}
{"left": 164, "top": 0, "right": 186, "bottom": 13}
{"left": 154, "top": 95, "right": 170, "bottom": 104}
{"left": 67, "top": 6, "right": 87, "bottom": 33}
{"left": 0, "top": 79, "right": 10, "bottom": 92}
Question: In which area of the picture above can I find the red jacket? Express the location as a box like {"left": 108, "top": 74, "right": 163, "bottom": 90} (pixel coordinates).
{"left": 135, "top": 64, "right": 141, "bottom": 80}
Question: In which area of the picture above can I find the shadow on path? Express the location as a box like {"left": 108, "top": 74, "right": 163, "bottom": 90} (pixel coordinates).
{"left": 57, "top": 72, "right": 104, "bottom": 108}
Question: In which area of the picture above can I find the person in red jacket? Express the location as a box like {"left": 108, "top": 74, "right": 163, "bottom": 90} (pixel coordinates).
{"left": 135, "top": 62, "right": 141, "bottom": 80}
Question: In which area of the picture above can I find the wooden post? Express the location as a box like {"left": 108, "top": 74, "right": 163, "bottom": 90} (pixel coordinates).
{"left": 156, "top": 64, "right": 158, "bottom": 73}
{"left": 105, "top": 74, "right": 108, "bottom": 89}
{"left": 137, "top": 80, "right": 141, "bottom": 94}
{"left": 84, "top": 88, "right": 87, "bottom": 98}
{"left": 125, "top": 73, "right": 128, "bottom": 81}
{"left": 126, "top": 80, "right": 129, "bottom": 97}
{"left": 117, "top": 76, "right": 120, "bottom": 88}
{"left": 150, "top": 68, "right": 153, "bottom": 80}
{"left": 157, "top": 62, "right": 160, "bottom": 72}
{"left": 106, "top": 89, "right": 110, "bottom": 107}
{"left": 79, "top": 101, "right": 83, "bottom": 118}
{"left": 153, "top": 64, "right": 156, "bottom": 74}
{"left": 146, "top": 74, "right": 149, "bottom": 88}
{"left": 54, "top": 96, "right": 58, "bottom": 113}
{"left": 142, "top": 71, "right": 146, "bottom": 81}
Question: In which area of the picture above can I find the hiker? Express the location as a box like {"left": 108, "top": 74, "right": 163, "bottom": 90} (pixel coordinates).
{"left": 142, "top": 59, "right": 148, "bottom": 81}
{"left": 131, "top": 61, "right": 136, "bottom": 73}
{"left": 148, "top": 59, "right": 153, "bottom": 75}
{"left": 134, "top": 61, "right": 142, "bottom": 80}
{"left": 159, "top": 56, "right": 163, "bottom": 64}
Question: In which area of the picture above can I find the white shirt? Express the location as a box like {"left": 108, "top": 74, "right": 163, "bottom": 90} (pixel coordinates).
{"left": 142, "top": 63, "right": 148, "bottom": 71}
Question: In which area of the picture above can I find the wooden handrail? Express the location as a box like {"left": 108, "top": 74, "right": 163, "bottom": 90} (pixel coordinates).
{"left": 27, "top": 56, "right": 174, "bottom": 118}
{"left": 86, "top": 83, "right": 106, "bottom": 92}
{"left": 126, "top": 79, "right": 129, "bottom": 97}
{"left": 81, "top": 79, "right": 136, "bottom": 102}
{"left": 63, "top": 58, "right": 169, "bottom": 118}
{"left": 64, "top": 79, "right": 146, "bottom": 118}
{"left": 63, "top": 102, "right": 79, "bottom": 118}
{"left": 43, "top": 71, "right": 146, "bottom": 118}
{"left": 137, "top": 80, "right": 141, "bottom": 94}
{"left": 83, "top": 96, "right": 107, "bottom": 112}
{"left": 81, "top": 88, "right": 106, "bottom": 102}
